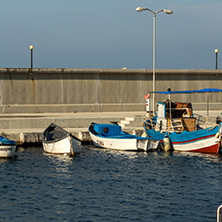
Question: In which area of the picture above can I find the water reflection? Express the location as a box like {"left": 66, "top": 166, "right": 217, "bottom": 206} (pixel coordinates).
{"left": 43, "top": 152, "right": 78, "bottom": 174}
{"left": 85, "top": 145, "right": 154, "bottom": 160}
{"left": 0, "top": 157, "right": 17, "bottom": 164}
{"left": 85, "top": 144, "right": 222, "bottom": 160}
{"left": 172, "top": 150, "right": 222, "bottom": 163}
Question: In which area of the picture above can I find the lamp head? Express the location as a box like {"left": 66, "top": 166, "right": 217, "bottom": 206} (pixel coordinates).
{"left": 163, "top": 9, "right": 173, "bottom": 14}
{"left": 136, "top": 7, "right": 147, "bottom": 12}
{"left": 29, "top": 45, "right": 34, "bottom": 50}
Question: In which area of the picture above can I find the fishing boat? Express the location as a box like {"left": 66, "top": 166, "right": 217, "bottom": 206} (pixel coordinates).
{"left": 42, "top": 123, "right": 81, "bottom": 156}
{"left": 143, "top": 88, "right": 222, "bottom": 154}
{"left": 0, "top": 136, "right": 17, "bottom": 158}
{"left": 89, "top": 122, "right": 159, "bottom": 151}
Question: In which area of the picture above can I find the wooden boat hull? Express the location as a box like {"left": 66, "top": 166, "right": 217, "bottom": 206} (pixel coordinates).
{"left": 43, "top": 135, "right": 80, "bottom": 155}
{"left": 0, "top": 145, "right": 17, "bottom": 158}
{"left": 171, "top": 135, "right": 219, "bottom": 153}
{"left": 144, "top": 126, "right": 220, "bottom": 154}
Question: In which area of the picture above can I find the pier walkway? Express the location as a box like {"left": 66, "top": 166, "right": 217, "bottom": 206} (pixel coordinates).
{"left": 0, "top": 110, "right": 220, "bottom": 145}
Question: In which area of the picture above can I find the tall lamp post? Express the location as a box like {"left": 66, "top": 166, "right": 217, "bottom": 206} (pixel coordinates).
{"left": 29, "top": 45, "right": 34, "bottom": 71}
{"left": 215, "top": 49, "right": 219, "bottom": 70}
{"left": 136, "top": 7, "right": 173, "bottom": 114}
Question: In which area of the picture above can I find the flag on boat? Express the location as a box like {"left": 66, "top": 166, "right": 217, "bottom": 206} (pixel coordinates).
{"left": 144, "top": 93, "right": 150, "bottom": 100}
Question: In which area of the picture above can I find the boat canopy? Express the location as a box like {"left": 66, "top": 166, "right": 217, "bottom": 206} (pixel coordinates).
{"left": 0, "top": 136, "right": 16, "bottom": 145}
{"left": 150, "top": 88, "right": 222, "bottom": 94}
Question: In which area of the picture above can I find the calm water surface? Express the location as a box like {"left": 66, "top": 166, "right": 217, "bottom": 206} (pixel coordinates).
{"left": 1, "top": 146, "right": 222, "bottom": 222}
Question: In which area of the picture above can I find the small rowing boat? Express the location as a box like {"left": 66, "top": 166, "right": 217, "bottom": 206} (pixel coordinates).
{"left": 42, "top": 123, "right": 81, "bottom": 156}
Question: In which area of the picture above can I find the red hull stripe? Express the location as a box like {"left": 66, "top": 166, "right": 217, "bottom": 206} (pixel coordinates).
{"left": 171, "top": 134, "right": 215, "bottom": 145}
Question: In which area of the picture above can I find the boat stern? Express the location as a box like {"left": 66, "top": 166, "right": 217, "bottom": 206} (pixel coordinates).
{"left": 0, "top": 145, "right": 16, "bottom": 158}
{"left": 137, "top": 138, "right": 159, "bottom": 151}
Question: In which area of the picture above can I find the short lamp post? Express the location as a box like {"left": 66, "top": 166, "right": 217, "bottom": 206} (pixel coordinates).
{"left": 29, "top": 45, "right": 34, "bottom": 70}
{"left": 136, "top": 7, "right": 173, "bottom": 115}
{"left": 215, "top": 49, "right": 219, "bottom": 70}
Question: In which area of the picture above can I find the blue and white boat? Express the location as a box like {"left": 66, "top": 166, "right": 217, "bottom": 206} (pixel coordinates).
{"left": 0, "top": 136, "right": 17, "bottom": 158}
{"left": 143, "top": 88, "right": 222, "bottom": 154}
{"left": 89, "top": 122, "right": 159, "bottom": 151}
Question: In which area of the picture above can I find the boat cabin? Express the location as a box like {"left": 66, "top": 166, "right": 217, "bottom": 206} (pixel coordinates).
{"left": 157, "top": 101, "right": 193, "bottom": 118}
{"left": 155, "top": 101, "right": 196, "bottom": 133}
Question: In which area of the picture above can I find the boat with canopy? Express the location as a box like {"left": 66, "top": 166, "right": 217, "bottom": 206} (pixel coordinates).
{"left": 143, "top": 88, "right": 222, "bottom": 153}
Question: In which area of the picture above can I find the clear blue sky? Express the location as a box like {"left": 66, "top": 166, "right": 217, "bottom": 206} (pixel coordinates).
{"left": 1, "top": 0, "right": 221, "bottom": 69}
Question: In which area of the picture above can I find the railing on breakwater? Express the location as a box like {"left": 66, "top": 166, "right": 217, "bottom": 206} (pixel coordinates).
{"left": 217, "top": 205, "right": 222, "bottom": 222}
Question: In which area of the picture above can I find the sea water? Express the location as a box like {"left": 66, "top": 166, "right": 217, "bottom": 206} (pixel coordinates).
{"left": 0, "top": 146, "right": 222, "bottom": 222}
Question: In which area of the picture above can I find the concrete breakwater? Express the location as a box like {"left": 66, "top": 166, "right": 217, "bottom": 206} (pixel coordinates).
{"left": 0, "top": 110, "right": 220, "bottom": 146}
{"left": 0, "top": 68, "right": 222, "bottom": 114}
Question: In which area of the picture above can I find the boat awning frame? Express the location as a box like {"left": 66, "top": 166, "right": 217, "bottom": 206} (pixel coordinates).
{"left": 149, "top": 88, "right": 222, "bottom": 94}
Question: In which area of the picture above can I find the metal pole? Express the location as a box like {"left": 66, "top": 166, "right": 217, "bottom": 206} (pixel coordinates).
{"left": 136, "top": 7, "right": 172, "bottom": 116}
{"left": 216, "top": 52, "right": 218, "bottom": 70}
{"left": 31, "top": 49, "right": 33, "bottom": 70}
{"left": 215, "top": 49, "right": 219, "bottom": 70}
{"left": 29, "top": 45, "right": 34, "bottom": 71}
{"left": 153, "top": 14, "right": 156, "bottom": 115}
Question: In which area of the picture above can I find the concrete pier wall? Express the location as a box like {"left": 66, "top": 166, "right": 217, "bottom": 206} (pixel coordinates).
{"left": 0, "top": 68, "right": 222, "bottom": 113}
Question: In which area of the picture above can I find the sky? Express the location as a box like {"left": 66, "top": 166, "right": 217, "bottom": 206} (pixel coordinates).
{"left": 0, "top": 0, "right": 222, "bottom": 70}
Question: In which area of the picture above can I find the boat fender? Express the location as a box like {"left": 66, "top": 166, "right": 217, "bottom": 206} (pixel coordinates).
{"left": 220, "top": 126, "right": 222, "bottom": 134}
{"left": 141, "top": 131, "right": 147, "bottom": 137}
{"left": 215, "top": 132, "right": 220, "bottom": 138}
{"left": 163, "top": 135, "right": 171, "bottom": 152}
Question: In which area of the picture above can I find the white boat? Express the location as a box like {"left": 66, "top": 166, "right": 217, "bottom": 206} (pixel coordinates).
{"left": 42, "top": 123, "right": 81, "bottom": 156}
{"left": 89, "top": 122, "right": 159, "bottom": 151}
{"left": 0, "top": 136, "right": 17, "bottom": 158}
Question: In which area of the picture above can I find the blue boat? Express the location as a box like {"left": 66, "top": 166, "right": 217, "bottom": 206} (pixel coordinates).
{"left": 89, "top": 122, "right": 159, "bottom": 151}
{"left": 0, "top": 136, "right": 17, "bottom": 158}
{"left": 143, "top": 88, "right": 222, "bottom": 153}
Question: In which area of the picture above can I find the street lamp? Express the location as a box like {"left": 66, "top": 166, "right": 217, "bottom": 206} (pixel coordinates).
{"left": 29, "top": 45, "right": 34, "bottom": 70}
{"left": 215, "top": 49, "right": 219, "bottom": 70}
{"left": 136, "top": 7, "right": 173, "bottom": 115}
